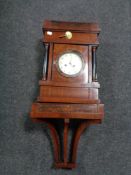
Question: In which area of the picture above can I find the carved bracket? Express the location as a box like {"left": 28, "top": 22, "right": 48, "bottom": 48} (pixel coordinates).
{"left": 32, "top": 118, "right": 101, "bottom": 169}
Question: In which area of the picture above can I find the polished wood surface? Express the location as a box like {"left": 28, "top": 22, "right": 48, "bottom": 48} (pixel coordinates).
{"left": 43, "top": 20, "right": 101, "bottom": 33}
{"left": 52, "top": 44, "right": 88, "bottom": 83}
{"left": 38, "top": 86, "right": 99, "bottom": 103}
{"left": 43, "top": 32, "right": 99, "bottom": 44}
{"left": 31, "top": 103, "right": 104, "bottom": 119}
{"left": 30, "top": 20, "right": 104, "bottom": 169}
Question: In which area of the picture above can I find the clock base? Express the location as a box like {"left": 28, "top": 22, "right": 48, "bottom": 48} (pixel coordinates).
{"left": 54, "top": 162, "right": 76, "bottom": 169}
{"left": 31, "top": 102, "right": 104, "bottom": 119}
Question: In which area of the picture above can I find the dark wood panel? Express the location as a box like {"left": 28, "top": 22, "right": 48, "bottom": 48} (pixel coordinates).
{"left": 47, "top": 43, "right": 53, "bottom": 80}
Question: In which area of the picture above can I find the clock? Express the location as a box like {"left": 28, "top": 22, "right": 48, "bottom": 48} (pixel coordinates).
{"left": 57, "top": 51, "right": 84, "bottom": 77}
{"left": 30, "top": 20, "right": 104, "bottom": 169}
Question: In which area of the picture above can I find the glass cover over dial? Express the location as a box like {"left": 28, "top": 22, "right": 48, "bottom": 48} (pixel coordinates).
{"left": 57, "top": 51, "right": 84, "bottom": 77}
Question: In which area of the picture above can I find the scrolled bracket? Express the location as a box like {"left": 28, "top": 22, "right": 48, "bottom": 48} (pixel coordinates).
{"left": 32, "top": 118, "right": 101, "bottom": 169}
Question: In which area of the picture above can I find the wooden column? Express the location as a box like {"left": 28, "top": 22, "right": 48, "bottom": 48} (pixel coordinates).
{"left": 92, "top": 47, "right": 97, "bottom": 81}
{"left": 42, "top": 43, "right": 49, "bottom": 80}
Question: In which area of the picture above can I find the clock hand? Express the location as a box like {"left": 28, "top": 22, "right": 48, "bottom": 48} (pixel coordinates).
{"left": 69, "top": 60, "right": 72, "bottom": 65}
{"left": 69, "top": 54, "right": 73, "bottom": 65}
{"left": 71, "top": 57, "right": 76, "bottom": 67}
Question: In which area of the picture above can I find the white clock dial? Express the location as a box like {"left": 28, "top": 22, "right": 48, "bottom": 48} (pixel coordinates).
{"left": 57, "top": 52, "right": 84, "bottom": 77}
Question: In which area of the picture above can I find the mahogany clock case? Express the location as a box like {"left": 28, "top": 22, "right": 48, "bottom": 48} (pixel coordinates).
{"left": 1, "top": 0, "right": 130, "bottom": 174}
{"left": 30, "top": 20, "right": 104, "bottom": 169}
{"left": 31, "top": 20, "right": 104, "bottom": 120}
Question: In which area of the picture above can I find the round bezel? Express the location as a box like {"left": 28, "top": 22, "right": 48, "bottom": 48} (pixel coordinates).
{"left": 56, "top": 50, "right": 85, "bottom": 77}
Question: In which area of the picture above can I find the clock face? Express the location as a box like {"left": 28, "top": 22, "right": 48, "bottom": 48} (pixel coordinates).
{"left": 57, "top": 51, "right": 84, "bottom": 77}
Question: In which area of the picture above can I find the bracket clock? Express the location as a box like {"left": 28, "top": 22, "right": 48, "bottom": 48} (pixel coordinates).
{"left": 30, "top": 20, "right": 104, "bottom": 169}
